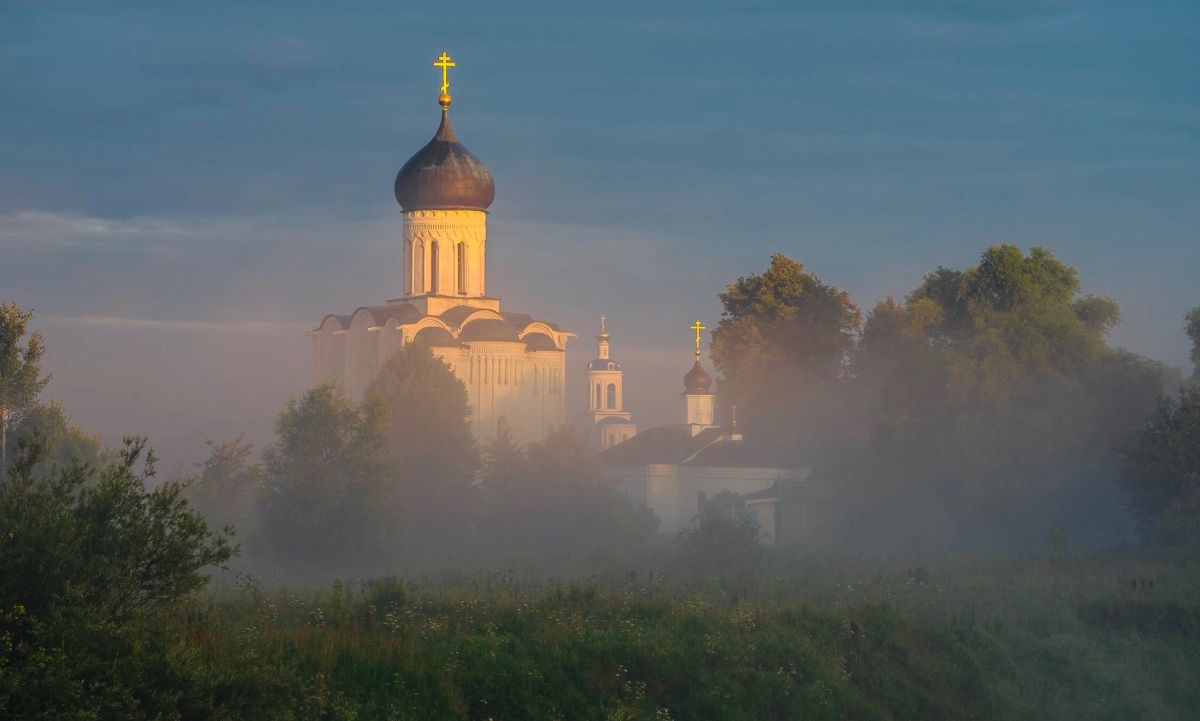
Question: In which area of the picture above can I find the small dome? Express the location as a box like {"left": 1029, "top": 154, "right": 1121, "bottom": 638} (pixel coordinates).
{"left": 683, "top": 360, "right": 713, "bottom": 394}
{"left": 394, "top": 107, "right": 495, "bottom": 212}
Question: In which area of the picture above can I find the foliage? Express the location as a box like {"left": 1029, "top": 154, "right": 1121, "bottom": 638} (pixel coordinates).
{"left": 1, "top": 436, "right": 234, "bottom": 623}
{"left": 1121, "top": 384, "right": 1200, "bottom": 546}
{"left": 0, "top": 302, "right": 50, "bottom": 467}
{"left": 710, "top": 254, "right": 861, "bottom": 458}
{"left": 1187, "top": 305, "right": 1200, "bottom": 379}
{"left": 259, "top": 383, "right": 396, "bottom": 570}
{"left": 59, "top": 556, "right": 1200, "bottom": 721}
{"left": 481, "top": 423, "right": 658, "bottom": 555}
{"left": 366, "top": 342, "right": 478, "bottom": 547}
{"left": 0, "top": 436, "right": 234, "bottom": 719}
{"left": 676, "top": 504, "right": 764, "bottom": 593}
{"left": 189, "top": 434, "right": 263, "bottom": 539}
{"left": 840, "top": 245, "right": 1170, "bottom": 549}
{"left": 1, "top": 400, "right": 105, "bottom": 474}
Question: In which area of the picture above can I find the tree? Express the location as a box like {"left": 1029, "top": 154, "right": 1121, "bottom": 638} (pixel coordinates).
{"left": 188, "top": 435, "right": 263, "bottom": 539}
{"left": 1, "top": 436, "right": 234, "bottom": 621}
{"left": 2, "top": 401, "right": 104, "bottom": 474}
{"left": 480, "top": 425, "right": 657, "bottom": 555}
{"left": 710, "top": 254, "right": 861, "bottom": 458}
{"left": 0, "top": 436, "right": 233, "bottom": 717}
{"left": 366, "top": 341, "right": 478, "bottom": 547}
{"left": 0, "top": 302, "right": 50, "bottom": 467}
{"left": 259, "top": 383, "right": 395, "bottom": 569}
{"left": 1120, "top": 384, "right": 1200, "bottom": 545}
{"left": 842, "top": 245, "right": 1169, "bottom": 550}
{"left": 676, "top": 503, "right": 764, "bottom": 594}
{"left": 1186, "top": 305, "right": 1200, "bottom": 380}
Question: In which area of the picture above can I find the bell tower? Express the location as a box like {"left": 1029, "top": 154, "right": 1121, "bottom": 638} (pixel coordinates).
{"left": 582, "top": 315, "right": 636, "bottom": 449}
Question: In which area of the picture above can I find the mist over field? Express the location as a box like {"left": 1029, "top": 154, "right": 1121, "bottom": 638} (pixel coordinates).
{"left": 3, "top": 1, "right": 1200, "bottom": 719}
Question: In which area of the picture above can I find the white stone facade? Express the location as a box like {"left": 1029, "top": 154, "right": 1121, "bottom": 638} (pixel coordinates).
{"left": 311, "top": 209, "right": 573, "bottom": 447}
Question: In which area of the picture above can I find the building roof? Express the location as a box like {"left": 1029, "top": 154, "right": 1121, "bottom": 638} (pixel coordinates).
{"left": 394, "top": 107, "right": 495, "bottom": 212}
{"left": 599, "top": 426, "right": 795, "bottom": 469}
{"left": 588, "top": 358, "right": 622, "bottom": 371}
{"left": 312, "top": 304, "right": 567, "bottom": 353}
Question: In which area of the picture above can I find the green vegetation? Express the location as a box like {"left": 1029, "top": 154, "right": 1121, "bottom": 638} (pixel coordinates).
{"left": 7, "top": 556, "right": 1192, "bottom": 721}
{"left": 0, "top": 302, "right": 50, "bottom": 467}
{"left": 0, "top": 436, "right": 233, "bottom": 719}
{"left": 713, "top": 246, "right": 1177, "bottom": 550}
{"left": 1, "top": 277, "right": 1198, "bottom": 718}
{"left": 1121, "top": 384, "right": 1200, "bottom": 546}
{"left": 259, "top": 383, "right": 394, "bottom": 571}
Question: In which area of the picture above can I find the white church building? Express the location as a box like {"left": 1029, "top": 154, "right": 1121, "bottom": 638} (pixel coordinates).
{"left": 599, "top": 329, "right": 808, "bottom": 536}
{"left": 309, "top": 59, "right": 573, "bottom": 446}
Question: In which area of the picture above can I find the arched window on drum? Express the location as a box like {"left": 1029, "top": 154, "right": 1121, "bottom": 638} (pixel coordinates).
{"left": 456, "top": 242, "right": 466, "bottom": 294}
{"left": 430, "top": 241, "right": 440, "bottom": 293}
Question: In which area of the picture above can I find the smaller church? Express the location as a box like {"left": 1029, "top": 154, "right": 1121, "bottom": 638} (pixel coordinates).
{"left": 599, "top": 323, "right": 809, "bottom": 537}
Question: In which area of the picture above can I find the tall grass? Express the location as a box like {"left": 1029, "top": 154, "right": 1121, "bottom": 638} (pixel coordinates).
{"left": 166, "top": 553, "right": 1200, "bottom": 720}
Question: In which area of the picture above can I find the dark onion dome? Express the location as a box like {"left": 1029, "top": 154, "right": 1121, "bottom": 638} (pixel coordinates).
{"left": 588, "top": 358, "right": 622, "bottom": 371}
{"left": 683, "top": 360, "right": 713, "bottom": 394}
{"left": 394, "top": 105, "right": 495, "bottom": 212}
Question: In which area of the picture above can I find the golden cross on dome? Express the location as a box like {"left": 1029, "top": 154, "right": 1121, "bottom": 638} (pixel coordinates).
{"left": 433, "top": 51, "right": 456, "bottom": 97}
{"left": 690, "top": 320, "right": 706, "bottom": 360}
{"left": 599, "top": 314, "right": 608, "bottom": 335}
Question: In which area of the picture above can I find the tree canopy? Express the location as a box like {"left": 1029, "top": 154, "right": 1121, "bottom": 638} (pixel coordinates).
{"left": 259, "top": 383, "right": 396, "bottom": 570}
{"left": 711, "top": 245, "right": 1171, "bottom": 550}
{"left": 0, "top": 302, "right": 50, "bottom": 466}
{"left": 1, "top": 401, "right": 104, "bottom": 475}
{"left": 1121, "top": 383, "right": 1200, "bottom": 546}
{"left": 366, "top": 341, "right": 479, "bottom": 548}
{"left": 710, "top": 254, "right": 861, "bottom": 457}
{"left": 1186, "top": 305, "right": 1200, "bottom": 380}
{"left": 480, "top": 423, "right": 657, "bottom": 555}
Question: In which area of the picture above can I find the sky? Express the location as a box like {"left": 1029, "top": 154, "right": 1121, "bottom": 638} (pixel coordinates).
{"left": 2, "top": 0, "right": 1197, "bottom": 466}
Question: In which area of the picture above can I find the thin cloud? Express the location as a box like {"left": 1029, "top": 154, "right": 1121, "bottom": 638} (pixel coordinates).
{"left": 40, "top": 313, "right": 308, "bottom": 336}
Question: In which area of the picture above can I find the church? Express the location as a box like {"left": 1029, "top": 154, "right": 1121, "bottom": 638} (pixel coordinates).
{"left": 309, "top": 54, "right": 808, "bottom": 539}
{"left": 598, "top": 324, "right": 809, "bottom": 537}
{"left": 309, "top": 53, "right": 573, "bottom": 446}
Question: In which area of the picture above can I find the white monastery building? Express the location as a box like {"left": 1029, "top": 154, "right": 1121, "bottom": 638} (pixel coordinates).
{"left": 599, "top": 326, "right": 809, "bottom": 536}
{"left": 309, "top": 55, "right": 573, "bottom": 446}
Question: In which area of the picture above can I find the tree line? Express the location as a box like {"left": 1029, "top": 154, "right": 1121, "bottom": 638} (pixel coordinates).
{"left": 709, "top": 245, "right": 1200, "bottom": 550}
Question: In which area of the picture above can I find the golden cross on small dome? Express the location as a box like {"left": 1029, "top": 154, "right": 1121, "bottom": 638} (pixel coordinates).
{"left": 599, "top": 314, "right": 608, "bottom": 336}
{"left": 433, "top": 51, "right": 456, "bottom": 106}
{"left": 690, "top": 320, "right": 706, "bottom": 360}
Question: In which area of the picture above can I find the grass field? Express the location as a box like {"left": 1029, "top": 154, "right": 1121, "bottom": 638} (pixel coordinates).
{"left": 162, "top": 553, "right": 1200, "bottom": 721}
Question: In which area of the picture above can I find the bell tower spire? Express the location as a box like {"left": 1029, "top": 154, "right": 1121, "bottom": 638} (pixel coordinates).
{"left": 597, "top": 314, "right": 610, "bottom": 360}
{"left": 579, "top": 314, "right": 636, "bottom": 449}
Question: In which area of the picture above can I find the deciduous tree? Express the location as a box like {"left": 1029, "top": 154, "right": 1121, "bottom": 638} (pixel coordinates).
{"left": 0, "top": 302, "right": 50, "bottom": 467}
{"left": 366, "top": 341, "right": 478, "bottom": 548}
{"left": 711, "top": 254, "right": 861, "bottom": 458}
{"left": 259, "top": 383, "right": 394, "bottom": 569}
{"left": 1121, "top": 384, "right": 1200, "bottom": 545}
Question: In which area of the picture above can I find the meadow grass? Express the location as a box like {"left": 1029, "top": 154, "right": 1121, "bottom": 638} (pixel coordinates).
{"left": 173, "top": 553, "right": 1200, "bottom": 721}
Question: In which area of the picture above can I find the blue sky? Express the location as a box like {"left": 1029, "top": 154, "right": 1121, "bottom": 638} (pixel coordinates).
{"left": 2, "top": 1, "right": 1197, "bottom": 463}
